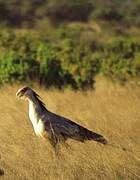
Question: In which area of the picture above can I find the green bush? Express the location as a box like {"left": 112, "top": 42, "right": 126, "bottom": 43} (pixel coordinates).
{"left": 37, "top": 44, "right": 64, "bottom": 88}
{"left": 0, "top": 28, "right": 140, "bottom": 88}
{"left": 101, "top": 37, "right": 140, "bottom": 82}
{"left": 0, "top": 50, "right": 33, "bottom": 84}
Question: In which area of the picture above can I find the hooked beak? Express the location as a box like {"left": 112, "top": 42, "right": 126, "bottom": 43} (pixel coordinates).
{"left": 16, "top": 90, "right": 23, "bottom": 99}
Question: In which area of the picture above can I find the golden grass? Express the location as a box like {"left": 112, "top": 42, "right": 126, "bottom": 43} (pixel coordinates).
{"left": 0, "top": 77, "right": 140, "bottom": 180}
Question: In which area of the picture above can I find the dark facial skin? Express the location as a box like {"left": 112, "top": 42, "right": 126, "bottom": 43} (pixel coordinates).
{"left": 16, "top": 86, "right": 30, "bottom": 98}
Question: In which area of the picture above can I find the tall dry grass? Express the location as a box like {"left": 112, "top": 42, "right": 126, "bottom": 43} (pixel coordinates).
{"left": 0, "top": 77, "right": 140, "bottom": 180}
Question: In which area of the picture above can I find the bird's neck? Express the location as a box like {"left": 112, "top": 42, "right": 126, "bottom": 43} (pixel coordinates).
{"left": 28, "top": 96, "right": 45, "bottom": 135}
{"left": 28, "top": 93, "right": 46, "bottom": 109}
{"left": 28, "top": 93, "right": 47, "bottom": 120}
{"left": 28, "top": 93, "right": 39, "bottom": 106}
{"left": 28, "top": 100, "right": 38, "bottom": 126}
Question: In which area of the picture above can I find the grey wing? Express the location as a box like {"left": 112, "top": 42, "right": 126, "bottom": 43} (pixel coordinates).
{"left": 43, "top": 111, "right": 108, "bottom": 144}
{"left": 55, "top": 120, "right": 80, "bottom": 136}
{"left": 44, "top": 112, "right": 80, "bottom": 137}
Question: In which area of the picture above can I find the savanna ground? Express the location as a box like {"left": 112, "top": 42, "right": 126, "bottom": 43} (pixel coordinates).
{"left": 0, "top": 77, "right": 140, "bottom": 180}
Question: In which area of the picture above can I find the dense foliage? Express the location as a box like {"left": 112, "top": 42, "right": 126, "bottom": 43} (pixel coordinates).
{"left": 0, "top": 27, "right": 140, "bottom": 88}
{"left": 0, "top": 0, "right": 140, "bottom": 88}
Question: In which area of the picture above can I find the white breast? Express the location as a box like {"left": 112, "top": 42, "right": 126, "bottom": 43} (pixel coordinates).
{"left": 29, "top": 101, "right": 45, "bottom": 137}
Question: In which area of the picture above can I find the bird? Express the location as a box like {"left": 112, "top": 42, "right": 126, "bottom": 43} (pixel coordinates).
{"left": 16, "top": 86, "right": 107, "bottom": 150}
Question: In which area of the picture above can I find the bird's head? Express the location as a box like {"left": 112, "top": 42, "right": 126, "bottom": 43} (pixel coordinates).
{"left": 16, "top": 86, "right": 33, "bottom": 100}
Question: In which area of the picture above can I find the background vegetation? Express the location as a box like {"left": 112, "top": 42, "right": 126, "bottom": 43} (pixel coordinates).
{"left": 0, "top": 0, "right": 140, "bottom": 88}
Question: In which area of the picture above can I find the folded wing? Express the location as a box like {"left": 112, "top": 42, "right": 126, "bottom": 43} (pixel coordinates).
{"left": 44, "top": 111, "right": 108, "bottom": 145}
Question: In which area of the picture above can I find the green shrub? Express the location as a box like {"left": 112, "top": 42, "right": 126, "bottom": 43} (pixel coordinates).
{"left": 0, "top": 28, "right": 140, "bottom": 88}
{"left": 37, "top": 44, "right": 64, "bottom": 88}
{"left": 0, "top": 50, "right": 34, "bottom": 84}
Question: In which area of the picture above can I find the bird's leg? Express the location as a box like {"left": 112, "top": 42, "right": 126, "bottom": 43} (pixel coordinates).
{"left": 60, "top": 138, "right": 72, "bottom": 150}
{"left": 49, "top": 135, "right": 60, "bottom": 155}
{"left": 48, "top": 121, "right": 61, "bottom": 155}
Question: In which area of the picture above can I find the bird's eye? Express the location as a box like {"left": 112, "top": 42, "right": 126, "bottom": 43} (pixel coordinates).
{"left": 21, "top": 87, "right": 28, "bottom": 94}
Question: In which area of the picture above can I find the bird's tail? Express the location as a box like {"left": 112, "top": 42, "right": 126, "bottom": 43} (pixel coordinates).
{"left": 79, "top": 127, "right": 108, "bottom": 144}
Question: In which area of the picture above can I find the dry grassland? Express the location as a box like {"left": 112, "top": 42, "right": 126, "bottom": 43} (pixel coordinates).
{"left": 0, "top": 77, "right": 140, "bottom": 180}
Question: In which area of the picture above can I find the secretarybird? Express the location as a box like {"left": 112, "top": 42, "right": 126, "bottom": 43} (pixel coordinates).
{"left": 16, "top": 87, "right": 107, "bottom": 150}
